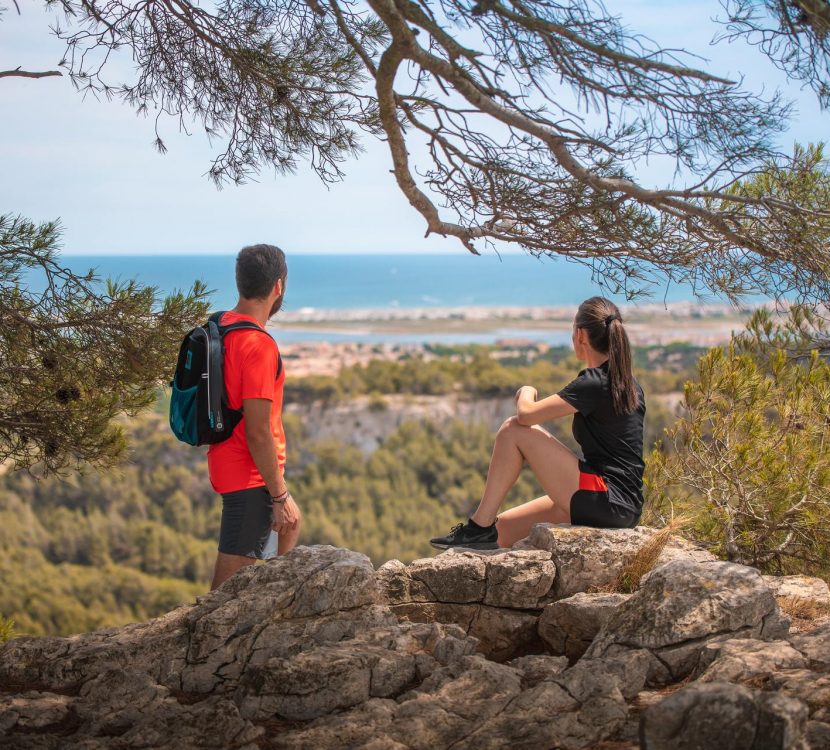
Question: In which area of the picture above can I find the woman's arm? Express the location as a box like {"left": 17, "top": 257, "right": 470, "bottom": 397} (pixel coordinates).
{"left": 515, "top": 386, "right": 577, "bottom": 426}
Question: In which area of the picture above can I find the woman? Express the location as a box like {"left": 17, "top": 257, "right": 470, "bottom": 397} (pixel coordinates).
{"left": 430, "top": 297, "right": 646, "bottom": 550}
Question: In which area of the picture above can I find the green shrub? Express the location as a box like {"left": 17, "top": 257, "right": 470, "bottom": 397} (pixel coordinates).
{"left": 0, "top": 616, "right": 14, "bottom": 643}
{"left": 646, "top": 308, "right": 830, "bottom": 577}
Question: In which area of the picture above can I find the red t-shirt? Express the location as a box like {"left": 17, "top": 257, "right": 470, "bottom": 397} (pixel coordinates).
{"left": 207, "top": 312, "right": 286, "bottom": 494}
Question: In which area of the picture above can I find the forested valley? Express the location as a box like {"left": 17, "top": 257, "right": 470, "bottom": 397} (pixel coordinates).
{"left": 0, "top": 343, "right": 694, "bottom": 637}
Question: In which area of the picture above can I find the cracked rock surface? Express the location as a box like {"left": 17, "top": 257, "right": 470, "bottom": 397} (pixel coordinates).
{"left": 586, "top": 559, "right": 791, "bottom": 685}
{"left": 1, "top": 532, "right": 828, "bottom": 749}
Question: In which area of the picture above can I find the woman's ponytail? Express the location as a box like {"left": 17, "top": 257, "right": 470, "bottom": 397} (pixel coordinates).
{"left": 575, "top": 297, "right": 639, "bottom": 416}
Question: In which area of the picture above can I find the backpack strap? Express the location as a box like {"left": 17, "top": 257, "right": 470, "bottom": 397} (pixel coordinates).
{"left": 210, "top": 312, "right": 283, "bottom": 380}
{"left": 210, "top": 311, "right": 266, "bottom": 335}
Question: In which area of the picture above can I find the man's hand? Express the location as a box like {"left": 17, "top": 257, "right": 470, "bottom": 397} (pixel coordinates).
{"left": 272, "top": 493, "right": 300, "bottom": 534}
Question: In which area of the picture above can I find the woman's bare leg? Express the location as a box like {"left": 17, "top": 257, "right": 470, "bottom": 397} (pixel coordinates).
{"left": 496, "top": 495, "right": 562, "bottom": 548}
{"left": 470, "top": 417, "right": 581, "bottom": 530}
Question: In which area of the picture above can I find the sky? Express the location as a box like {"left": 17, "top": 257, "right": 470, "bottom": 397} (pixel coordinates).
{"left": 0, "top": 1, "right": 825, "bottom": 256}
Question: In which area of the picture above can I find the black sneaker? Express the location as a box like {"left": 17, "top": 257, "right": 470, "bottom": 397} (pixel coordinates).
{"left": 430, "top": 520, "right": 498, "bottom": 551}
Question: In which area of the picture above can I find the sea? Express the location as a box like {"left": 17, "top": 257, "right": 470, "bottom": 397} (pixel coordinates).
{"left": 34, "top": 253, "right": 736, "bottom": 345}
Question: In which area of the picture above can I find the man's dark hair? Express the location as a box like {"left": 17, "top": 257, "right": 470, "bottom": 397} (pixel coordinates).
{"left": 235, "top": 244, "right": 287, "bottom": 300}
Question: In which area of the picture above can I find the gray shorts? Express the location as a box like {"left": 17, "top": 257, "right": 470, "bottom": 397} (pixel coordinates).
{"left": 218, "top": 485, "right": 278, "bottom": 559}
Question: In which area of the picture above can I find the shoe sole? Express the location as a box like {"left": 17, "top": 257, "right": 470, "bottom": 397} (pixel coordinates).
{"left": 430, "top": 541, "right": 499, "bottom": 551}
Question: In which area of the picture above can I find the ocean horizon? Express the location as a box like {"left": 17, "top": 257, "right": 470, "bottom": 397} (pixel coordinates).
{"left": 43, "top": 253, "right": 736, "bottom": 312}
{"left": 25, "top": 253, "right": 760, "bottom": 345}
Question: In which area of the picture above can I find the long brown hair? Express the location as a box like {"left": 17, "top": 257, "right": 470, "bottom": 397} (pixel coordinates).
{"left": 575, "top": 297, "right": 639, "bottom": 415}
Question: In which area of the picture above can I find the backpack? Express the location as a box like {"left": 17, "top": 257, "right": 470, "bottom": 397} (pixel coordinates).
{"left": 169, "top": 311, "right": 283, "bottom": 446}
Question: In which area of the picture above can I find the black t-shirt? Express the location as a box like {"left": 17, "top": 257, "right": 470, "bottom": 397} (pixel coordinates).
{"left": 557, "top": 360, "right": 646, "bottom": 513}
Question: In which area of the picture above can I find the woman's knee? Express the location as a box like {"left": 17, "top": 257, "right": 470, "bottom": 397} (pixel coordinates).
{"left": 498, "top": 415, "right": 524, "bottom": 436}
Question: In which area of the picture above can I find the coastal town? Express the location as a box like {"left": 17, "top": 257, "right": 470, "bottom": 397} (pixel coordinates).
{"left": 271, "top": 302, "right": 761, "bottom": 376}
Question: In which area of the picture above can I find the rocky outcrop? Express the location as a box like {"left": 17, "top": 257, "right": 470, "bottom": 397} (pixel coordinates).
{"left": 538, "top": 592, "right": 630, "bottom": 661}
{"left": 640, "top": 682, "right": 809, "bottom": 750}
{"left": 586, "top": 559, "right": 790, "bottom": 685}
{"left": 523, "top": 524, "right": 717, "bottom": 598}
{"left": 285, "top": 395, "right": 516, "bottom": 455}
{"left": 695, "top": 638, "right": 808, "bottom": 683}
{"left": 376, "top": 525, "right": 719, "bottom": 661}
{"left": 377, "top": 549, "right": 554, "bottom": 660}
{"left": 270, "top": 653, "right": 635, "bottom": 750}
{"left": 1, "top": 531, "right": 828, "bottom": 750}
{"left": 764, "top": 575, "right": 830, "bottom": 617}
{"left": 789, "top": 622, "right": 830, "bottom": 669}
{"left": 0, "top": 546, "right": 478, "bottom": 748}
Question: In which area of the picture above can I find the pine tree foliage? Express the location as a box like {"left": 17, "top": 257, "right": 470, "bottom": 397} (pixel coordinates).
{"left": 646, "top": 307, "right": 830, "bottom": 576}
{"left": 719, "top": 0, "right": 830, "bottom": 108}
{"left": 3, "top": 0, "right": 830, "bottom": 302}
{"left": 0, "top": 215, "right": 210, "bottom": 473}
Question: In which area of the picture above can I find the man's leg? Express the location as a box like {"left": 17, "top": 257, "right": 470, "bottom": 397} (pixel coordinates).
{"left": 211, "top": 552, "right": 255, "bottom": 590}
{"left": 212, "top": 486, "right": 275, "bottom": 590}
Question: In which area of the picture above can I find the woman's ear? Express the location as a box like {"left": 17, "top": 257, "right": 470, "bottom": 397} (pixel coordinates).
{"left": 274, "top": 279, "right": 283, "bottom": 298}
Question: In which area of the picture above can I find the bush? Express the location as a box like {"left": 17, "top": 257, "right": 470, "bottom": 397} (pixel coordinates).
{"left": 646, "top": 308, "right": 830, "bottom": 577}
{"left": 0, "top": 616, "right": 14, "bottom": 643}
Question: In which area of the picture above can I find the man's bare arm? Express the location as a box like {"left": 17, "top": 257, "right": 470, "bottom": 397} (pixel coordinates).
{"left": 243, "top": 398, "right": 286, "bottom": 498}
{"left": 244, "top": 397, "right": 299, "bottom": 532}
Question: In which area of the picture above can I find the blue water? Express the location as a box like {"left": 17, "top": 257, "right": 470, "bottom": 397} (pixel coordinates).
{"left": 49, "top": 253, "right": 714, "bottom": 312}
{"left": 274, "top": 327, "right": 575, "bottom": 346}
{"left": 28, "top": 253, "right": 746, "bottom": 344}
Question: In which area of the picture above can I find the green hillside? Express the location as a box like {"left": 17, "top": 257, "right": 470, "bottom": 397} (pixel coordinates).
{"left": 0, "top": 344, "right": 696, "bottom": 637}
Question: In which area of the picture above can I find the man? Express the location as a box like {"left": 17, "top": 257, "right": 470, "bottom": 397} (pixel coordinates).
{"left": 207, "top": 244, "right": 301, "bottom": 590}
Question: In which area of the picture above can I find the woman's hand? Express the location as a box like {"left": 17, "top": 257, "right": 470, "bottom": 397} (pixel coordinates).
{"left": 515, "top": 385, "right": 538, "bottom": 404}
{"left": 272, "top": 493, "right": 301, "bottom": 534}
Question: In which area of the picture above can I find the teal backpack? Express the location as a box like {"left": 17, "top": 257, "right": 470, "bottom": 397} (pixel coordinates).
{"left": 169, "top": 312, "right": 281, "bottom": 445}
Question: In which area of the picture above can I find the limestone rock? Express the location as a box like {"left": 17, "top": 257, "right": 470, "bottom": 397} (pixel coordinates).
{"left": 394, "top": 551, "right": 487, "bottom": 603}
{"left": 584, "top": 648, "right": 651, "bottom": 700}
{"left": 807, "top": 720, "right": 830, "bottom": 750}
{"left": 525, "top": 524, "right": 716, "bottom": 599}
{"left": 0, "top": 668, "right": 264, "bottom": 750}
{"left": 0, "top": 607, "right": 191, "bottom": 694}
{"left": 181, "top": 545, "right": 381, "bottom": 692}
{"left": 481, "top": 550, "right": 556, "bottom": 608}
{"left": 391, "top": 601, "right": 541, "bottom": 661}
{"left": 0, "top": 692, "right": 72, "bottom": 733}
{"left": 235, "top": 621, "right": 475, "bottom": 721}
{"left": 1, "top": 541, "right": 822, "bottom": 750}
{"left": 640, "top": 682, "right": 809, "bottom": 750}
{"left": 271, "top": 654, "right": 629, "bottom": 750}
{"left": 586, "top": 559, "right": 789, "bottom": 684}
{"left": 0, "top": 545, "right": 381, "bottom": 697}
{"left": 789, "top": 622, "right": 830, "bottom": 669}
{"left": 538, "top": 591, "right": 630, "bottom": 661}
{"left": 695, "top": 638, "right": 807, "bottom": 683}
{"left": 763, "top": 669, "right": 830, "bottom": 726}
{"left": 0, "top": 546, "right": 482, "bottom": 749}
{"left": 377, "top": 549, "right": 555, "bottom": 609}
{"left": 763, "top": 575, "right": 830, "bottom": 614}
{"left": 507, "top": 654, "right": 569, "bottom": 687}
{"left": 377, "top": 549, "right": 555, "bottom": 660}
